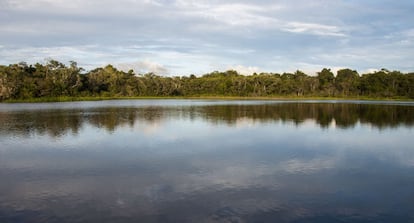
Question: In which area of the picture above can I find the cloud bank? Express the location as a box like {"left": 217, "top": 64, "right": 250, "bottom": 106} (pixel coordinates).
{"left": 1, "top": 0, "right": 413, "bottom": 75}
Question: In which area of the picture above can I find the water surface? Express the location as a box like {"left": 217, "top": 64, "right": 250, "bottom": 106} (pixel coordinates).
{"left": 1, "top": 100, "right": 414, "bottom": 222}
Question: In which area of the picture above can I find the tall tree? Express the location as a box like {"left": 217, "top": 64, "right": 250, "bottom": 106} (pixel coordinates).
{"left": 335, "top": 69, "right": 359, "bottom": 96}
{"left": 317, "top": 68, "right": 335, "bottom": 96}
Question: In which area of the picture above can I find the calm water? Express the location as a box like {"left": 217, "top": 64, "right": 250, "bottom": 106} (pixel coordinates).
{"left": 1, "top": 100, "right": 414, "bottom": 223}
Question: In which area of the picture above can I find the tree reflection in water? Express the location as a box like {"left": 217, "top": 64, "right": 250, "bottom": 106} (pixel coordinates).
{"left": 1, "top": 102, "right": 413, "bottom": 138}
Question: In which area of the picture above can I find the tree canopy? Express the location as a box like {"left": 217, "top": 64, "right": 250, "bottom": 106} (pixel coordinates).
{"left": 1, "top": 60, "right": 413, "bottom": 101}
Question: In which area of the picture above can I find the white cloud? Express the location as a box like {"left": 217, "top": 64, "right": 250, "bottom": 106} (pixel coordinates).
{"left": 117, "top": 60, "right": 169, "bottom": 75}
{"left": 190, "top": 3, "right": 277, "bottom": 27}
{"left": 283, "top": 22, "right": 345, "bottom": 37}
{"left": 3, "top": 0, "right": 152, "bottom": 14}
{"left": 363, "top": 68, "right": 380, "bottom": 74}
{"left": 1, "top": 0, "right": 413, "bottom": 74}
{"left": 227, "top": 65, "right": 261, "bottom": 75}
{"left": 0, "top": 45, "right": 101, "bottom": 66}
{"left": 179, "top": 2, "right": 345, "bottom": 37}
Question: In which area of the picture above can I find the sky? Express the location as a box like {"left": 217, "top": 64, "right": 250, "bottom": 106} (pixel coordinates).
{"left": 1, "top": 0, "right": 413, "bottom": 76}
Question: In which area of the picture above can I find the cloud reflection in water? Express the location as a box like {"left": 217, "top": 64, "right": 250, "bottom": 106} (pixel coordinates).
{"left": 0, "top": 100, "right": 414, "bottom": 222}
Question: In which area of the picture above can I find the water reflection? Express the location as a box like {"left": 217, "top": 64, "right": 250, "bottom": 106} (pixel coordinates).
{"left": 0, "top": 100, "right": 414, "bottom": 222}
{"left": 0, "top": 102, "right": 413, "bottom": 138}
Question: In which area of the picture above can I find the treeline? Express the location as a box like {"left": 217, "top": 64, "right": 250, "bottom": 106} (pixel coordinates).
{"left": 1, "top": 60, "right": 413, "bottom": 100}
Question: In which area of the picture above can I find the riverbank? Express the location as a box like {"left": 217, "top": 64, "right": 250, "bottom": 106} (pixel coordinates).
{"left": 2, "top": 95, "right": 413, "bottom": 103}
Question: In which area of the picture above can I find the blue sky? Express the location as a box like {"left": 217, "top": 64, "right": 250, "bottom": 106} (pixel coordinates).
{"left": 1, "top": 0, "right": 413, "bottom": 75}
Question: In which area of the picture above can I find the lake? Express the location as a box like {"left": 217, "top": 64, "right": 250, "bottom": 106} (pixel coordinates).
{"left": 1, "top": 99, "right": 414, "bottom": 223}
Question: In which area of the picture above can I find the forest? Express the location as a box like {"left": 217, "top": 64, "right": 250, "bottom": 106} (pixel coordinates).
{"left": 1, "top": 60, "right": 413, "bottom": 101}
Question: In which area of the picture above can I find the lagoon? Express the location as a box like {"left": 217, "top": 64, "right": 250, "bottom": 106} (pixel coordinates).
{"left": 1, "top": 100, "right": 414, "bottom": 222}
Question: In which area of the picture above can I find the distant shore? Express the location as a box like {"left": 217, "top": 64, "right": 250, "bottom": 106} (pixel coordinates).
{"left": 3, "top": 96, "right": 413, "bottom": 103}
{"left": 2, "top": 61, "right": 414, "bottom": 102}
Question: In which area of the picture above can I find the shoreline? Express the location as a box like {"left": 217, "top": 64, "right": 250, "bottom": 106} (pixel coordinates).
{"left": 2, "top": 96, "right": 414, "bottom": 103}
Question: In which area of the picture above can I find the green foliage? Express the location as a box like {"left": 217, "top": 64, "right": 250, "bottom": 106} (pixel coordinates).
{"left": 317, "top": 68, "right": 335, "bottom": 96}
{"left": 336, "top": 69, "right": 359, "bottom": 96}
{"left": 0, "top": 60, "right": 413, "bottom": 101}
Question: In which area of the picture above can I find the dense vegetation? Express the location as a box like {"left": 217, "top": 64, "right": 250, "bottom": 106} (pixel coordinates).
{"left": 1, "top": 60, "right": 413, "bottom": 101}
